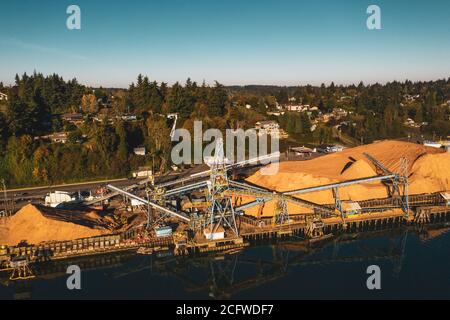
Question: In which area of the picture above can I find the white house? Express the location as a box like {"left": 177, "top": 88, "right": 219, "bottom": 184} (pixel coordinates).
{"left": 0, "top": 92, "right": 7, "bottom": 101}
{"left": 267, "top": 111, "right": 284, "bottom": 116}
{"left": 43, "top": 132, "right": 68, "bottom": 144}
{"left": 132, "top": 167, "right": 152, "bottom": 178}
{"left": 255, "top": 120, "right": 280, "bottom": 137}
{"left": 134, "top": 147, "right": 146, "bottom": 156}
{"left": 286, "top": 105, "right": 305, "bottom": 112}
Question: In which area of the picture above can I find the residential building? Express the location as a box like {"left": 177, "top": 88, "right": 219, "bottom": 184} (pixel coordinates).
{"left": 134, "top": 147, "right": 146, "bottom": 156}
{"left": 255, "top": 120, "right": 280, "bottom": 137}
{"left": 286, "top": 105, "right": 305, "bottom": 112}
{"left": 332, "top": 108, "right": 348, "bottom": 118}
{"left": 118, "top": 114, "right": 137, "bottom": 121}
{"left": 40, "top": 132, "right": 68, "bottom": 144}
{"left": 132, "top": 167, "right": 152, "bottom": 178}
{"left": 61, "top": 113, "right": 84, "bottom": 125}
{"left": 290, "top": 146, "right": 315, "bottom": 158}
{"left": 267, "top": 111, "right": 284, "bottom": 116}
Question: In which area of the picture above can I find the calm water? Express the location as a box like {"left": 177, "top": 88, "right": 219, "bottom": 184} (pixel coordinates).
{"left": 1, "top": 225, "right": 450, "bottom": 300}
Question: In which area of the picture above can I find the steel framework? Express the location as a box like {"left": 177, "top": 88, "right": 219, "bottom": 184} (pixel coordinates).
{"left": 203, "top": 138, "right": 239, "bottom": 237}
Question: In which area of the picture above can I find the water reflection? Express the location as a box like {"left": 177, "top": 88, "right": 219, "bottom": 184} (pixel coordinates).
{"left": 1, "top": 224, "right": 450, "bottom": 299}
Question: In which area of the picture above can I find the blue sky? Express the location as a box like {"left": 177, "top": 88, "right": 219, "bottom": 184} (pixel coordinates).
{"left": 0, "top": 0, "right": 449, "bottom": 87}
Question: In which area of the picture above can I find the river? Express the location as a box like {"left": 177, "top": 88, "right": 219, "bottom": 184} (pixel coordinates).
{"left": 1, "top": 225, "right": 450, "bottom": 300}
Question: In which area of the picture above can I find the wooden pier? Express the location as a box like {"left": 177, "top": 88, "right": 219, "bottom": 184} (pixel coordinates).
{"left": 241, "top": 205, "right": 450, "bottom": 241}
{"left": 0, "top": 198, "right": 449, "bottom": 280}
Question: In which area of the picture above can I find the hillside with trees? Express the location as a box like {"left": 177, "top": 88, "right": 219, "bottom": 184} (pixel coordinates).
{"left": 0, "top": 72, "right": 449, "bottom": 188}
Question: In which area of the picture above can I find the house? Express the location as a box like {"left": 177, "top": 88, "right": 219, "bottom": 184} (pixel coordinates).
{"left": 255, "top": 120, "right": 279, "bottom": 131}
{"left": 290, "top": 146, "right": 315, "bottom": 158}
{"left": 132, "top": 167, "right": 152, "bottom": 178}
{"left": 403, "top": 94, "right": 420, "bottom": 102}
{"left": 267, "top": 111, "right": 284, "bottom": 116}
{"left": 332, "top": 108, "right": 348, "bottom": 118}
{"left": 278, "top": 129, "right": 289, "bottom": 139}
{"left": 0, "top": 92, "right": 7, "bottom": 101}
{"left": 119, "top": 114, "right": 137, "bottom": 121}
{"left": 286, "top": 105, "right": 304, "bottom": 112}
{"left": 319, "top": 114, "right": 332, "bottom": 123}
{"left": 61, "top": 113, "right": 84, "bottom": 125}
{"left": 255, "top": 120, "right": 280, "bottom": 137}
{"left": 404, "top": 118, "right": 422, "bottom": 129}
{"left": 134, "top": 147, "right": 146, "bottom": 156}
{"left": 340, "top": 96, "right": 353, "bottom": 101}
{"left": 40, "top": 132, "right": 68, "bottom": 144}
{"left": 93, "top": 108, "right": 115, "bottom": 124}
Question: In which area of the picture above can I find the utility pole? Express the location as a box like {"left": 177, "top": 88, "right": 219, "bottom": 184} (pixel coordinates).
{"left": 145, "top": 187, "right": 152, "bottom": 229}
{"left": 2, "top": 179, "right": 8, "bottom": 216}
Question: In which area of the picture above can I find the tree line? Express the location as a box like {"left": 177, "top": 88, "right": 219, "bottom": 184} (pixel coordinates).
{"left": 0, "top": 73, "right": 449, "bottom": 187}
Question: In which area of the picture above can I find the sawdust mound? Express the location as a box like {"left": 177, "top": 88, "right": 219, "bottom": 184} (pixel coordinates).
{"left": 0, "top": 204, "right": 110, "bottom": 246}
{"left": 246, "top": 140, "right": 449, "bottom": 216}
{"left": 409, "top": 153, "right": 450, "bottom": 194}
{"left": 341, "top": 159, "right": 377, "bottom": 180}
{"left": 85, "top": 211, "right": 102, "bottom": 221}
